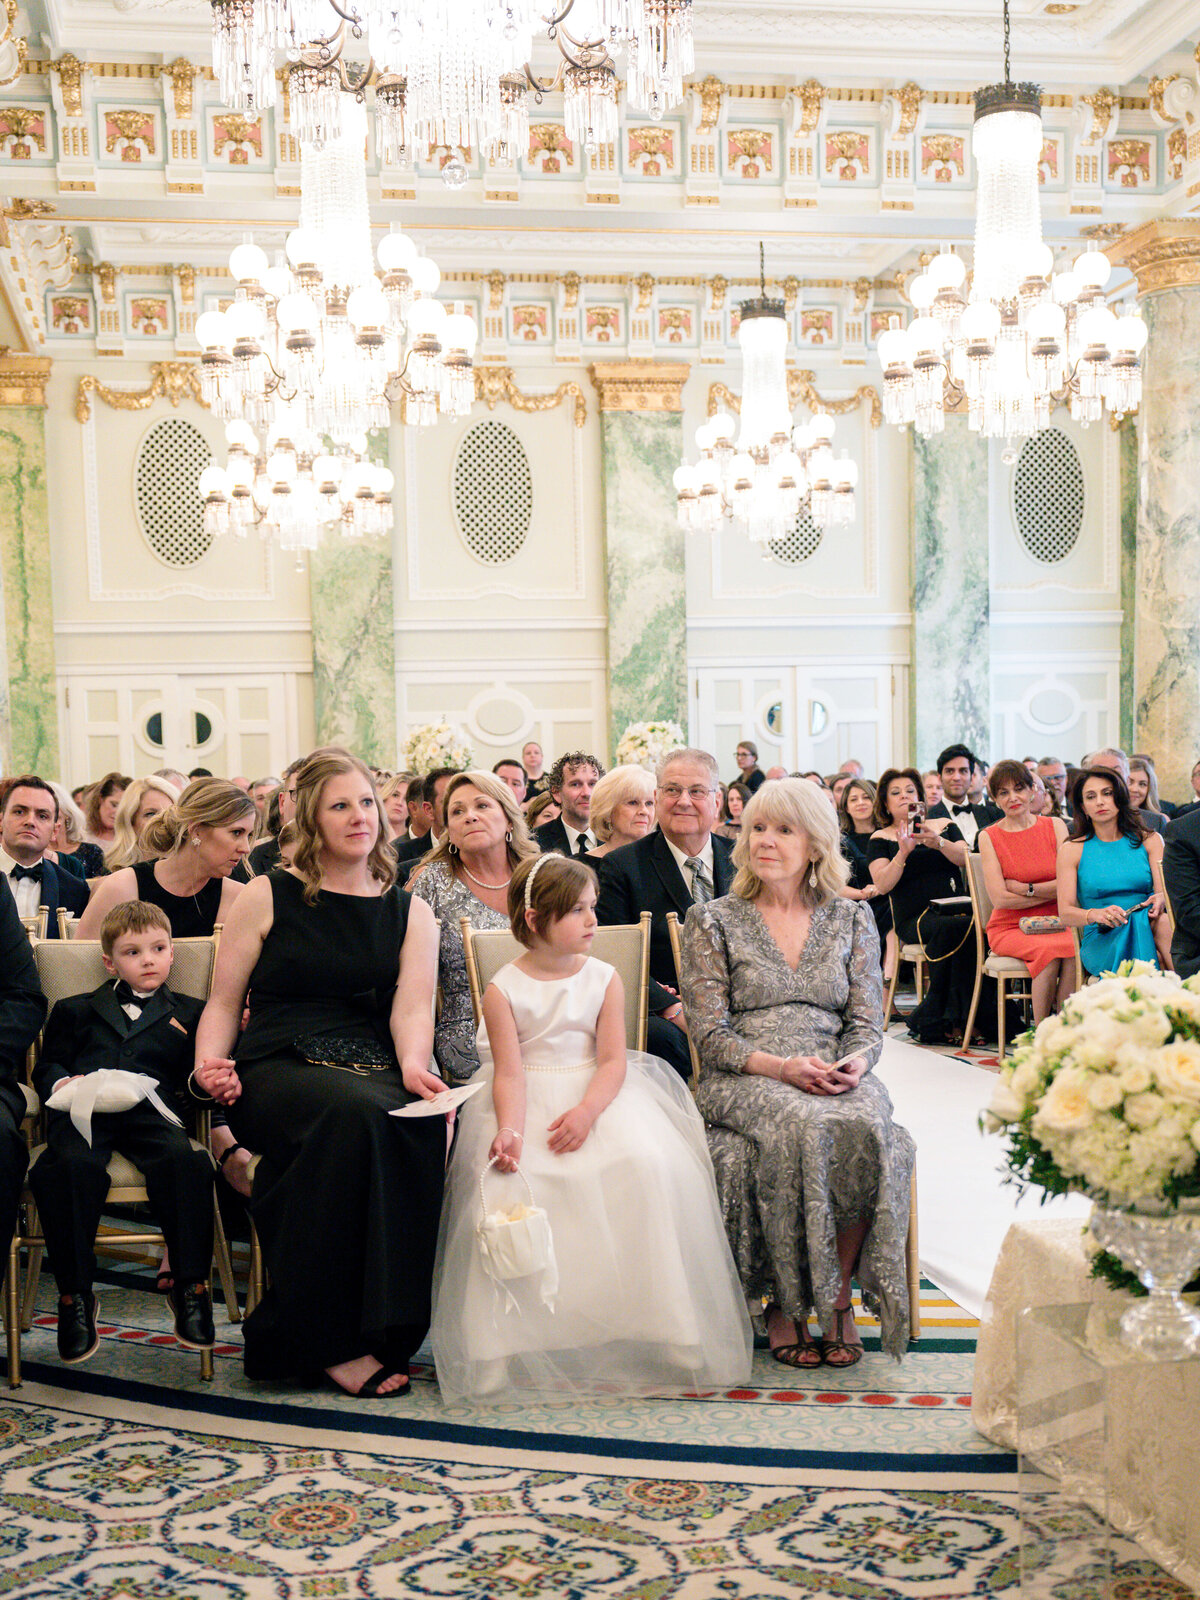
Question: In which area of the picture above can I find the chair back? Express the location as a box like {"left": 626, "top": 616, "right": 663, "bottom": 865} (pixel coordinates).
{"left": 664, "top": 912, "right": 702, "bottom": 1092}
{"left": 56, "top": 908, "right": 76, "bottom": 940}
{"left": 965, "top": 852, "right": 995, "bottom": 927}
{"left": 460, "top": 913, "right": 651, "bottom": 1051}
{"left": 34, "top": 935, "right": 218, "bottom": 1008}
{"left": 20, "top": 907, "right": 48, "bottom": 943}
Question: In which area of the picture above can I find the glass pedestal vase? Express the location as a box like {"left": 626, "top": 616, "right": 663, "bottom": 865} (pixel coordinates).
{"left": 1089, "top": 1199, "right": 1200, "bottom": 1360}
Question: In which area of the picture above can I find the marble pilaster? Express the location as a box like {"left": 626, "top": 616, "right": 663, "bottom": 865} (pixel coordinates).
{"left": 910, "top": 416, "right": 990, "bottom": 767}
{"left": 1117, "top": 414, "right": 1137, "bottom": 754}
{"left": 1111, "top": 220, "right": 1200, "bottom": 799}
{"left": 590, "top": 362, "right": 690, "bottom": 758}
{"left": 308, "top": 428, "right": 398, "bottom": 764}
{"left": 0, "top": 356, "right": 57, "bottom": 774}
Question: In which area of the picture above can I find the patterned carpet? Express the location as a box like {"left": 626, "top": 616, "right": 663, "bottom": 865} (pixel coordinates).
{"left": 2, "top": 1273, "right": 1192, "bottom": 1598}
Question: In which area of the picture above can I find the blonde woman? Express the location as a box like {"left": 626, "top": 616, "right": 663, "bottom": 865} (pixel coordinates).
{"left": 680, "top": 778, "right": 915, "bottom": 1369}
{"left": 585, "top": 765, "right": 656, "bottom": 859}
{"left": 377, "top": 772, "right": 413, "bottom": 843}
{"left": 103, "top": 776, "right": 184, "bottom": 872}
{"left": 77, "top": 779, "right": 254, "bottom": 940}
{"left": 408, "top": 770, "right": 539, "bottom": 1084}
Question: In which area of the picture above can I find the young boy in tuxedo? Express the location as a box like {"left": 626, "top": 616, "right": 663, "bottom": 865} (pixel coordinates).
{"left": 30, "top": 901, "right": 215, "bottom": 1364}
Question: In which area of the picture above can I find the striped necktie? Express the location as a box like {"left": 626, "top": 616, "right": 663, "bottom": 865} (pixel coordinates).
{"left": 685, "top": 856, "right": 713, "bottom": 904}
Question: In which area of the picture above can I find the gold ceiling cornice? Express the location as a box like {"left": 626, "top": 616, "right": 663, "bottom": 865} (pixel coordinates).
{"left": 473, "top": 364, "right": 587, "bottom": 427}
{"left": 589, "top": 360, "right": 690, "bottom": 413}
{"left": 0, "top": 350, "right": 51, "bottom": 405}
{"left": 1107, "top": 217, "right": 1200, "bottom": 295}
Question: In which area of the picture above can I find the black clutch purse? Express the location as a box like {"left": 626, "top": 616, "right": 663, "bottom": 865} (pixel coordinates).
{"left": 293, "top": 1033, "right": 395, "bottom": 1074}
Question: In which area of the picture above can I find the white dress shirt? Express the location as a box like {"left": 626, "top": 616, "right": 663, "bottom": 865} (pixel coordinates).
{"left": 943, "top": 803, "right": 980, "bottom": 847}
{"left": 663, "top": 834, "right": 715, "bottom": 896}
{"left": 563, "top": 821, "right": 595, "bottom": 855}
{"left": 0, "top": 847, "right": 42, "bottom": 920}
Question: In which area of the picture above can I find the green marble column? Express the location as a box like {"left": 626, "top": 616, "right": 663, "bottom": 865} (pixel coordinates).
{"left": 1117, "top": 221, "right": 1200, "bottom": 800}
{"left": 309, "top": 427, "right": 397, "bottom": 764}
{"left": 911, "top": 415, "right": 990, "bottom": 767}
{"left": 591, "top": 363, "right": 690, "bottom": 758}
{"left": 1117, "top": 413, "right": 1137, "bottom": 754}
{"left": 0, "top": 360, "right": 58, "bottom": 775}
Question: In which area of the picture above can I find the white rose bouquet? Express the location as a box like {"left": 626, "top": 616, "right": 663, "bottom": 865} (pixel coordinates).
{"left": 615, "top": 721, "right": 686, "bottom": 773}
{"left": 400, "top": 720, "right": 474, "bottom": 776}
{"left": 984, "top": 961, "right": 1200, "bottom": 1209}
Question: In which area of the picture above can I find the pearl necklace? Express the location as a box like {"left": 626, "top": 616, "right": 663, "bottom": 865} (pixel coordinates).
{"left": 461, "top": 864, "right": 512, "bottom": 892}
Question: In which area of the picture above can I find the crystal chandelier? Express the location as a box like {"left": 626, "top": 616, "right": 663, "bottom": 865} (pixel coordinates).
{"left": 674, "top": 247, "right": 858, "bottom": 541}
{"left": 876, "top": 0, "right": 1145, "bottom": 443}
{"left": 194, "top": 97, "right": 477, "bottom": 552}
{"left": 211, "top": 0, "right": 694, "bottom": 164}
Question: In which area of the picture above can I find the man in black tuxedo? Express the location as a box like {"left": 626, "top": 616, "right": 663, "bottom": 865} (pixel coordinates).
{"left": 0, "top": 888, "right": 45, "bottom": 1316}
{"left": 596, "top": 748, "right": 733, "bottom": 1079}
{"left": 245, "top": 758, "right": 303, "bottom": 877}
{"left": 0, "top": 777, "right": 89, "bottom": 936}
{"left": 535, "top": 751, "right": 605, "bottom": 858}
{"left": 30, "top": 901, "right": 214, "bottom": 1363}
{"left": 1164, "top": 806, "right": 1200, "bottom": 979}
{"left": 925, "top": 745, "right": 1001, "bottom": 849}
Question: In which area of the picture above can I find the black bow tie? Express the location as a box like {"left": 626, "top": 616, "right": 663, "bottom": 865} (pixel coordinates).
{"left": 951, "top": 804, "right": 974, "bottom": 816}
{"left": 112, "top": 980, "right": 147, "bottom": 1010}
{"left": 10, "top": 862, "right": 43, "bottom": 882}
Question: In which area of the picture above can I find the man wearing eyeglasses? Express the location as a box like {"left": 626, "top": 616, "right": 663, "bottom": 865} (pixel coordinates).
{"left": 244, "top": 757, "right": 305, "bottom": 877}
{"left": 596, "top": 747, "right": 734, "bottom": 1079}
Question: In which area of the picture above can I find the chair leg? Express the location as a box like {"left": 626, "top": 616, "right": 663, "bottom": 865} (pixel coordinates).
{"left": 211, "top": 1200, "right": 241, "bottom": 1325}
{"left": 200, "top": 1345, "right": 214, "bottom": 1382}
{"left": 962, "top": 967, "right": 983, "bottom": 1056}
{"left": 247, "top": 1220, "right": 265, "bottom": 1318}
{"left": 915, "top": 955, "right": 926, "bottom": 999}
{"left": 5, "top": 1240, "right": 20, "bottom": 1388}
{"left": 20, "top": 1238, "right": 42, "bottom": 1332}
{"left": 884, "top": 959, "right": 900, "bottom": 1022}
{"left": 997, "top": 977, "right": 1007, "bottom": 1063}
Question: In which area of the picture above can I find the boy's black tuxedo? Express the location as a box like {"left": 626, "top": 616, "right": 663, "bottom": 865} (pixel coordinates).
{"left": 30, "top": 981, "right": 213, "bottom": 1296}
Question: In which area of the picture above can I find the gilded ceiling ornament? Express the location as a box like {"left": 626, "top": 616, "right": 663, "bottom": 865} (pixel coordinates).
{"left": 708, "top": 275, "right": 727, "bottom": 310}
{"left": 589, "top": 360, "right": 688, "bottom": 412}
{"left": 559, "top": 270, "right": 581, "bottom": 308}
{"left": 213, "top": 112, "right": 263, "bottom": 161}
{"left": 793, "top": 78, "right": 825, "bottom": 136}
{"left": 708, "top": 372, "right": 882, "bottom": 429}
{"left": 892, "top": 82, "right": 923, "bottom": 138}
{"left": 1168, "top": 127, "right": 1186, "bottom": 181}
{"left": 473, "top": 363, "right": 587, "bottom": 427}
{"left": 75, "top": 361, "right": 205, "bottom": 424}
{"left": 95, "top": 262, "right": 117, "bottom": 303}
{"left": 781, "top": 276, "right": 799, "bottom": 315}
{"left": 4, "top": 197, "right": 55, "bottom": 219}
{"left": 51, "top": 54, "right": 85, "bottom": 117}
{"left": 696, "top": 75, "right": 724, "bottom": 134}
{"left": 0, "top": 0, "right": 26, "bottom": 89}
{"left": 1146, "top": 75, "right": 1179, "bottom": 124}
{"left": 175, "top": 262, "right": 195, "bottom": 302}
{"left": 1079, "top": 87, "right": 1117, "bottom": 145}
{"left": 633, "top": 272, "right": 655, "bottom": 310}
{"left": 486, "top": 269, "right": 506, "bottom": 310}
{"left": 163, "top": 57, "right": 199, "bottom": 120}
{"left": 921, "top": 133, "right": 965, "bottom": 181}
{"left": 105, "top": 110, "right": 156, "bottom": 158}
{"left": 853, "top": 277, "right": 871, "bottom": 311}
{"left": 0, "top": 108, "right": 45, "bottom": 151}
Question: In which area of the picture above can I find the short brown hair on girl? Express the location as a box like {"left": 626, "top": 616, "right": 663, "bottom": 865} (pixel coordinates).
{"left": 507, "top": 854, "right": 596, "bottom": 947}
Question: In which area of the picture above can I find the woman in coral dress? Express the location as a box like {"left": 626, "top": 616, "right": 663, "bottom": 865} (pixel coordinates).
{"left": 978, "top": 759, "right": 1076, "bottom": 1023}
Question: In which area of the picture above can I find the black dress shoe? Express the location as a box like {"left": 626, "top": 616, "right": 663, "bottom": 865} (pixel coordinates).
{"left": 57, "top": 1294, "right": 98, "bottom": 1364}
{"left": 169, "top": 1284, "right": 215, "bottom": 1350}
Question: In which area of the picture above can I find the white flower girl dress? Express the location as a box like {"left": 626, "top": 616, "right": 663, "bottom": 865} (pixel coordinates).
{"left": 431, "top": 956, "right": 752, "bottom": 1406}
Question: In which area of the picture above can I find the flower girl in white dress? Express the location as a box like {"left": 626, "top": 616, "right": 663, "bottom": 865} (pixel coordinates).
{"left": 431, "top": 853, "right": 752, "bottom": 1406}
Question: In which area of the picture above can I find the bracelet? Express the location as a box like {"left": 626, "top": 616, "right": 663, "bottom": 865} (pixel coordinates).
{"left": 498, "top": 1126, "right": 524, "bottom": 1143}
{"left": 777, "top": 1058, "right": 786, "bottom": 1080}
{"left": 217, "top": 1142, "right": 242, "bottom": 1170}
{"left": 187, "top": 1068, "right": 214, "bottom": 1101}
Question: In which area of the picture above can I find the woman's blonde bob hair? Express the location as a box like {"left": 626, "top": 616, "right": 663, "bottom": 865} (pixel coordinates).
{"left": 730, "top": 777, "right": 850, "bottom": 906}
{"left": 140, "top": 777, "right": 256, "bottom": 861}
{"left": 588, "top": 764, "right": 656, "bottom": 844}
{"left": 410, "top": 770, "right": 539, "bottom": 885}
{"left": 289, "top": 751, "right": 398, "bottom": 904}
{"left": 104, "top": 775, "right": 183, "bottom": 871}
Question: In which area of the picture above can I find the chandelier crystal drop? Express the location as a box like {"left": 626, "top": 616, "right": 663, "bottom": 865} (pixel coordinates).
{"left": 211, "top": 0, "right": 693, "bottom": 159}
{"left": 675, "top": 247, "right": 858, "bottom": 542}
{"left": 194, "top": 96, "right": 476, "bottom": 551}
{"left": 876, "top": 0, "right": 1145, "bottom": 444}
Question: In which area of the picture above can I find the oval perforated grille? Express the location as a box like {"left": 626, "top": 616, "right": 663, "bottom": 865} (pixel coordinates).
{"left": 135, "top": 418, "right": 214, "bottom": 567}
{"left": 1013, "top": 427, "right": 1084, "bottom": 564}
{"left": 768, "top": 512, "right": 823, "bottom": 565}
{"left": 453, "top": 420, "right": 532, "bottom": 564}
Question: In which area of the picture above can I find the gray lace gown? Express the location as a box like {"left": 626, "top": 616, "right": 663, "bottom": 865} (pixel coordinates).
{"left": 408, "top": 861, "right": 509, "bottom": 1084}
{"left": 680, "top": 894, "right": 915, "bottom": 1358}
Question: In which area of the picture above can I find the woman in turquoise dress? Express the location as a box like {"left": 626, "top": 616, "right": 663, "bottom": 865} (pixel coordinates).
{"left": 1057, "top": 766, "right": 1173, "bottom": 976}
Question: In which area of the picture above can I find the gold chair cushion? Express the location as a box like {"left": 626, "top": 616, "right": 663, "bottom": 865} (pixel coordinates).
{"left": 983, "top": 955, "right": 1032, "bottom": 977}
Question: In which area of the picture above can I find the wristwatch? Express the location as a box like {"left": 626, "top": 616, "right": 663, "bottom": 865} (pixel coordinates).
{"left": 1025, "top": 882, "right": 1036, "bottom": 897}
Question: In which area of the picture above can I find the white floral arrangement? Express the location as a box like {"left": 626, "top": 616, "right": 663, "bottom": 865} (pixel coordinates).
{"left": 615, "top": 721, "right": 686, "bottom": 773}
{"left": 400, "top": 720, "right": 473, "bottom": 776}
{"left": 985, "top": 962, "right": 1200, "bottom": 1207}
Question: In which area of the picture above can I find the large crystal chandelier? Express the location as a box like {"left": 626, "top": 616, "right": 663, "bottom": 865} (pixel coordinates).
{"left": 211, "top": 0, "right": 694, "bottom": 164}
{"left": 876, "top": 0, "right": 1145, "bottom": 443}
{"left": 194, "top": 97, "right": 477, "bottom": 553}
{"left": 674, "top": 247, "right": 858, "bottom": 541}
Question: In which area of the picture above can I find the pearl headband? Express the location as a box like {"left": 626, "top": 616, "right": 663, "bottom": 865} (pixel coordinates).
{"left": 524, "top": 852, "right": 551, "bottom": 911}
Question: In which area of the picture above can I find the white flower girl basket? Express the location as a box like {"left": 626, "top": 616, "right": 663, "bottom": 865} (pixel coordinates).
{"left": 477, "top": 1156, "right": 558, "bottom": 1312}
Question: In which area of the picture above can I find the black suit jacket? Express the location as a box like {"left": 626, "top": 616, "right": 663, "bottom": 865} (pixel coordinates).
{"left": 927, "top": 799, "right": 1002, "bottom": 847}
{"left": 34, "top": 983, "right": 204, "bottom": 1117}
{"left": 11, "top": 858, "right": 89, "bottom": 937}
{"left": 534, "top": 817, "right": 577, "bottom": 858}
{"left": 1164, "top": 807, "right": 1200, "bottom": 980}
{"left": 0, "top": 891, "right": 45, "bottom": 1127}
{"left": 596, "top": 829, "right": 735, "bottom": 1013}
{"left": 392, "top": 833, "right": 432, "bottom": 866}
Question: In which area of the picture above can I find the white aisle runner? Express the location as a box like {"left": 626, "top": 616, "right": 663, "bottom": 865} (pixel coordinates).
{"left": 875, "top": 1036, "right": 1090, "bottom": 1319}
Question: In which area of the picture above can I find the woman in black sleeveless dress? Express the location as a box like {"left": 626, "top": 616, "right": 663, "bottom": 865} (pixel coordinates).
{"left": 76, "top": 778, "right": 254, "bottom": 939}
{"left": 194, "top": 753, "right": 445, "bottom": 1398}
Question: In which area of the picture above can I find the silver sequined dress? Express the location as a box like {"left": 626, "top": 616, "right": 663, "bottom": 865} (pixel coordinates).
{"left": 408, "top": 861, "right": 509, "bottom": 1084}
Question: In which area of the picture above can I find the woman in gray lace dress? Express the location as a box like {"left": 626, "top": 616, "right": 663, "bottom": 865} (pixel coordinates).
{"left": 680, "top": 778, "right": 915, "bottom": 1366}
{"left": 409, "top": 771, "right": 539, "bottom": 1084}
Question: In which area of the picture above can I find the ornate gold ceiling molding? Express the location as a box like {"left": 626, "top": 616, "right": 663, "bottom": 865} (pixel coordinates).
{"left": 589, "top": 360, "right": 689, "bottom": 413}
{"left": 75, "top": 360, "right": 205, "bottom": 423}
{"left": 1107, "top": 218, "right": 1200, "bottom": 295}
{"left": 473, "top": 364, "right": 587, "bottom": 428}
{"left": 0, "top": 0, "right": 26, "bottom": 89}
{"left": 707, "top": 370, "right": 882, "bottom": 429}
{"left": 0, "top": 351, "right": 51, "bottom": 406}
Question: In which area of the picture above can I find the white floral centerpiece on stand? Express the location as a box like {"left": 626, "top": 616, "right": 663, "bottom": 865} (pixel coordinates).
{"left": 985, "top": 961, "right": 1200, "bottom": 1358}
{"left": 615, "top": 721, "right": 687, "bottom": 773}
{"left": 401, "top": 721, "right": 474, "bottom": 776}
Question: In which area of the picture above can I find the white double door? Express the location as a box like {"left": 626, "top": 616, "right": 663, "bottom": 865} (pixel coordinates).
{"left": 61, "top": 672, "right": 301, "bottom": 786}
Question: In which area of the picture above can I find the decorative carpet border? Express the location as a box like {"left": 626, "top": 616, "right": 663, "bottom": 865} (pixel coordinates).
{"left": 10, "top": 1366, "right": 1018, "bottom": 1482}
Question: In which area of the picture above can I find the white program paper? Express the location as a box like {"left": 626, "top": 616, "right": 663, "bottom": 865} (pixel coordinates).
{"left": 389, "top": 1081, "right": 485, "bottom": 1118}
